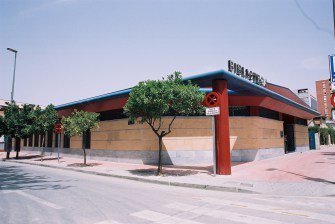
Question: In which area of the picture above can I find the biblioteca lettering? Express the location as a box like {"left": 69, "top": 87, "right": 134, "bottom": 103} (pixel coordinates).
{"left": 228, "top": 60, "right": 267, "bottom": 87}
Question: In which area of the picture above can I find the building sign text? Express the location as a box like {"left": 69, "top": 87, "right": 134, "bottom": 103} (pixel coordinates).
{"left": 228, "top": 60, "right": 267, "bottom": 87}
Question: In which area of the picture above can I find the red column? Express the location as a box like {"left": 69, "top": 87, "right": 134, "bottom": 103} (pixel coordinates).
{"left": 213, "top": 79, "right": 231, "bottom": 175}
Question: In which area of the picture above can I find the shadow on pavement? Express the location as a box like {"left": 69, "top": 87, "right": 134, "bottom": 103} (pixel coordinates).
{"left": 67, "top": 163, "right": 102, "bottom": 167}
{"left": 315, "top": 161, "right": 335, "bottom": 165}
{"left": 321, "top": 152, "right": 335, "bottom": 156}
{"left": 15, "top": 155, "right": 41, "bottom": 160}
{"left": 165, "top": 165, "right": 212, "bottom": 173}
{"left": 266, "top": 168, "right": 335, "bottom": 185}
{"left": 129, "top": 168, "right": 200, "bottom": 177}
{"left": 35, "top": 157, "right": 63, "bottom": 161}
{"left": 0, "top": 164, "right": 72, "bottom": 191}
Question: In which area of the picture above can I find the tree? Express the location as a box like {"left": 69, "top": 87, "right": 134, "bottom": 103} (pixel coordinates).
{"left": 33, "top": 105, "right": 58, "bottom": 161}
{"left": 3, "top": 103, "right": 36, "bottom": 159}
{"left": 123, "top": 72, "right": 205, "bottom": 175}
{"left": 62, "top": 110, "right": 99, "bottom": 165}
{"left": 0, "top": 116, "right": 5, "bottom": 138}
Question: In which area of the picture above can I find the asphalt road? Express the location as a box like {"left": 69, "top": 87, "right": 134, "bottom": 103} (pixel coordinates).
{"left": 1, "top": 161, "right": 335, "bottom": 224}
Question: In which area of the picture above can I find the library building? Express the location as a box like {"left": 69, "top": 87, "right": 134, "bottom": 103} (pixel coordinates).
{"left": 23, "top": 63, "right": 320, "bottom": 166}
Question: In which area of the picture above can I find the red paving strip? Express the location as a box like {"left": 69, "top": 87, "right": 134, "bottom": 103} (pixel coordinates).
{"left": 231, "top": 148, "right": 335, "bottom": 183}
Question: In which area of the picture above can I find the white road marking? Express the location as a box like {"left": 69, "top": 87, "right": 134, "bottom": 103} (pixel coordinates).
{"left": 165, "top": 202, "right": 290, "bottom": 224}
{"left": 202, "top": 197, "right": 335, "bottom": 223}
{"left": 94, "top": 220, "right": 123, "bottom": 224}
{"left": 131, "top": 210, "right": 170, "bottom": 222}
{"left": 131, "top": 210, "right": 203, "bottom": 224}
{"left": 165, "top": 202, "right": 198, "bottom": 211}
{"left": 254, "top": 197, "right": 335, "bottom": 210}
{"left": 15, "top": 190, "right": 63, "bottom": 210}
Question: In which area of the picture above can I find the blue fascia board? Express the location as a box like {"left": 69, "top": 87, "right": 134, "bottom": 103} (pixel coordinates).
{"left": 55, "top": 88, "right": 132, "bottom": 110}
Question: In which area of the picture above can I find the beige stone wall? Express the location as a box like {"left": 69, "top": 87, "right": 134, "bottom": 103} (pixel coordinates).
{"left": 294, "top": 124, "right": 309, "bottom": 146}
{"left": 87, "top": 117, "right": 212, "bottom": 151}
{"left": 230, "top": 117, "right": 284, "bottom": 150}
{"left": 67, "top": 116, "right": 288, "bottom": 151}
{"left": 19, "top": 116, "right": 308, "bottom": 153}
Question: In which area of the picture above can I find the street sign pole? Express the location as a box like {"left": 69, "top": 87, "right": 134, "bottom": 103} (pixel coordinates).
{"left": 204, "top": 92, "right": 221, "bottom": 177}
{"left": 54, "top": 123, "right": 62, "bottom": 163}
{"left": 58, "top": 133, "right": 60, "bottom": 163}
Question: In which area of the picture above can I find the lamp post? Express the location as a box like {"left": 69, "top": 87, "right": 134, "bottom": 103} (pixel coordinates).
{"left": 7, "top": 48, "right": 18, "bottom": 103}
{"left": 5, "top": 48, "right": 17, "bottom": 159}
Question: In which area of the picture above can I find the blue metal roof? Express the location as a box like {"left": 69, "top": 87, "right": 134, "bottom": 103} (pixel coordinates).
{"left": 55, "top": 69, "right": 320, "bottom": 117}
{"left": 185, "top": 70, "right": 320, "bottom": 116}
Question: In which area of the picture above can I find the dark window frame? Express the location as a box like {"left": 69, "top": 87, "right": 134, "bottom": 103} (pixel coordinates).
{"left": 63, "top": 135, "right": 70, "bottom": 148}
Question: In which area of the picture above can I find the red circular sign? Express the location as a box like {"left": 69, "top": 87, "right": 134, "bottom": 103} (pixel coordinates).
{"left": 205, "top": 92, "right": 220, "bottom": 107}
{"left": 54, "top": 123, "right": 62, "bottom": 134}
{"left": 331, "top": 94, "right": 335, "bottom": 107}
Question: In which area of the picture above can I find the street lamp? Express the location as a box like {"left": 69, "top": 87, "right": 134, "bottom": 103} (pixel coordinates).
{"left": 5, "top": 48, "right": 18, "bottom": 159}
{"left": 7, "top": 47, "right": 18, "bottom": 103}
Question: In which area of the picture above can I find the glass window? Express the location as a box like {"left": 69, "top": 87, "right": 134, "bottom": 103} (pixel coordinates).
{"left": 54, "top": 133, "right": 60, "bottom": 148}
{"left": 83, "top": 129, "right": 91, "bottom": 149}
{"left": 229, "top": 106, "right": 250, "bottom": 116}
{"left": 23, "top": 138, "right": 28, "bottom": 147}
{"left": 47, "top": 130, "right": 53, "bottom": 148}
{"left": 259, "top": 107, "right": 279, "bottom": 120}
{"left": 34, "top": 134, "right": 39, "bottom": 147}
{"left": 28, "top": 135, "right": 33, "bottom": 147}
{"left": 295, "top": 118, "right": 307, "bottom": 126}
{"left": 63, "top": 135, "right": 70, "bottom": 148}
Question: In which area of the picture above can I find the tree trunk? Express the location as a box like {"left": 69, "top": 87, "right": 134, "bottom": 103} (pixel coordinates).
{"left": 41, "top": 135, "right": 45, "bottom": 162}
{"left": 5, "top": 136, "right": 11, "bottom": 159}
{"left": 82, "top": 132, "right": 87, "bottom": 165}
{"left": 156, "top": 135, "right": 163, "bottom": 175}
{"left": 15, "top": 137, "right": 20, "bottom": 159}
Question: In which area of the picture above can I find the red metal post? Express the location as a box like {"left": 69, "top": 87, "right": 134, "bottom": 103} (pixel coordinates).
{"left": 213, "top": 79, "right": 231, "bottom": 175}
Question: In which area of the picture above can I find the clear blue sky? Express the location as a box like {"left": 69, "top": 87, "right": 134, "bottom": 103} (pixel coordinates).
{"left": 1, "top": 0, "right": 334, "bottom": 106}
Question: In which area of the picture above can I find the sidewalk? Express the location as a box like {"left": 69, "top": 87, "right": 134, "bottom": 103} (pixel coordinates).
{"left": 1, "top": 147, "right": 335, "bottom": 197}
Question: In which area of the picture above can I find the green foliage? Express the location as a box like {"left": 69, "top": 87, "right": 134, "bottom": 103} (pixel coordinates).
{"left": 0, "top": 116, "right": 5, "bottom": 138}
{"left": 3, "top": 103, "right": 35, "bottom": 139}
{"left": 328, "top": 126, "right": 335, "bottom": 144}
{"left": 33, "top": 105, "right": 58, "bottom": 135}
{"left": 124, "top": 72, "right": 205, "bottom": 126}
{"left": 62, "top": 110, "right": 99, "bottom": 138}
{"left": 308, "top": 126, "right": 320, "bottom": 133}
{"left": 320, "top": 127, "right": 329, "bottom": 145}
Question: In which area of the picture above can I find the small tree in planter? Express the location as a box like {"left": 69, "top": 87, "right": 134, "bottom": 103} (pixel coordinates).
{"left": 124, "top": 72, "right": 204, "bottom": 175}
{"left": 62, "top": 110, "right": 99, "bottom": 165}
{"left": 3, "top": 103, "right": 35, "bottom": 159}
{"left": 33, "top": 105, "right": 58, "bottom": 161}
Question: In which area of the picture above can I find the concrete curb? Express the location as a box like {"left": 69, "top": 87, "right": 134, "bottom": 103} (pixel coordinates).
{"left": 5, "top": 160, "right": 257, "bottom": 194}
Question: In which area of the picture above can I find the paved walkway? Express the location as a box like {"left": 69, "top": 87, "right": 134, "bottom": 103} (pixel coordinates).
{"left": 1, "top": 147, "right": 335, "bottom": 197}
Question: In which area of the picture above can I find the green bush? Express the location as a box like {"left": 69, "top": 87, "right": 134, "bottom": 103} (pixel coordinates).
{"left": 328, "top": 126, "right": 335, "bottom": 144}
{"left": 308, "top": 126, "right": 320, "bottom": 133}
{"left": 320, "top": 128, "right": 329, "bottom": 145}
